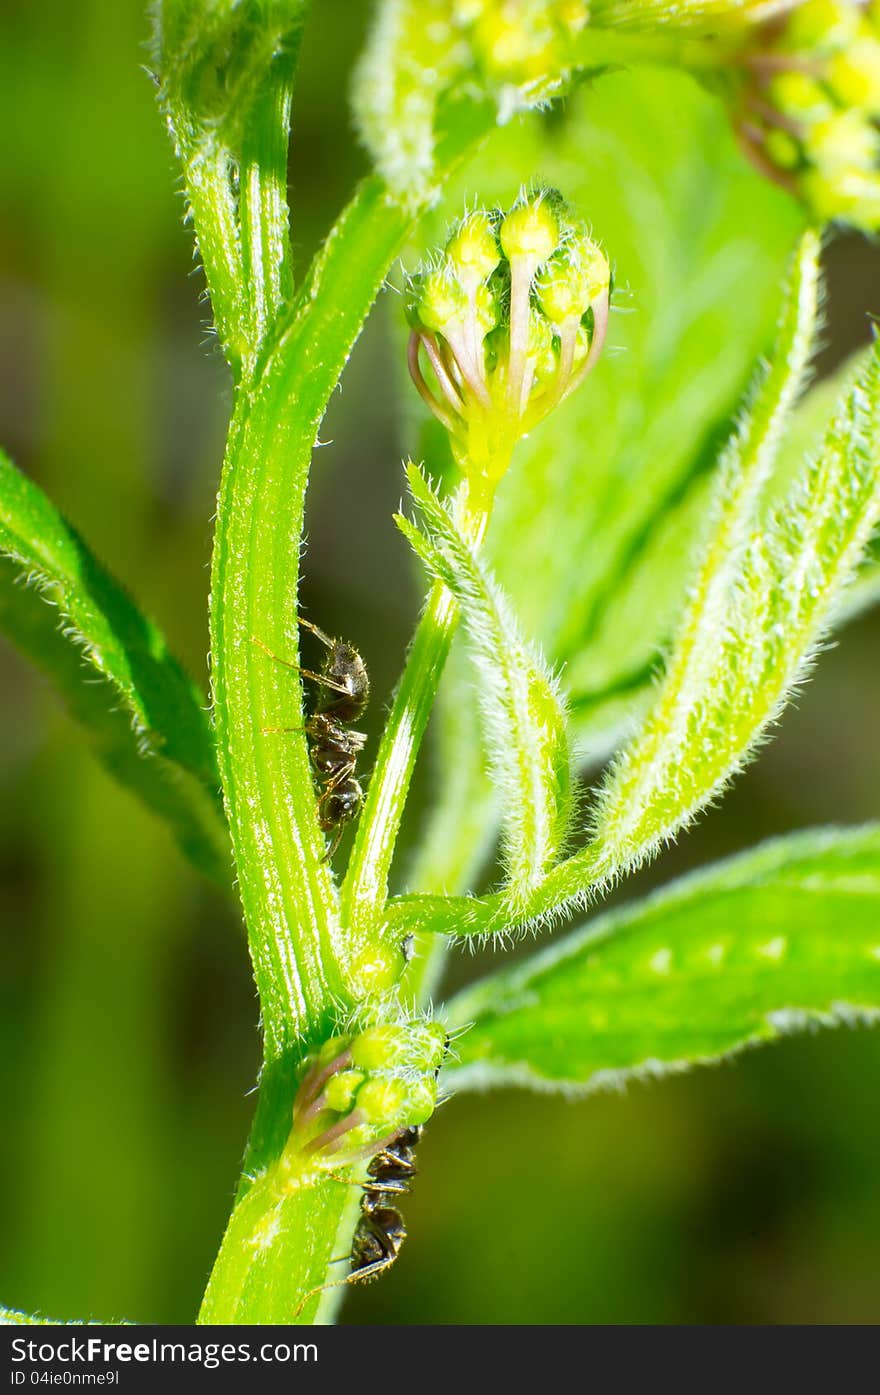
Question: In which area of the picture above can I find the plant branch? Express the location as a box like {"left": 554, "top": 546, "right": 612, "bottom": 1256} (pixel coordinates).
{"left": 341, "top": 482, "right": 493, "bottom": 953}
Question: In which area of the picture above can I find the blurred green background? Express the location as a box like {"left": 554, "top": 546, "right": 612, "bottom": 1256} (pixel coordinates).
{"left": 1, "top": 0, "right": 879, "bottom": 1325}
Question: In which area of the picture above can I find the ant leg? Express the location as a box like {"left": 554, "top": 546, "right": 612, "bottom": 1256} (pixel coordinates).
{"left": 298, "top": 668, "right": 353, "bottom": 696}
{"left": 253, "top": 634, "right": 354, "bottom": 698}
{"left": 251, "top": 634, "right": 298, "bottom": 670}
{"left": 293, "top": 1255, "right": 395, "bottom": 1318}
{"left": 260, "top": 725, "right": 305, "bottom": 735}
{"left": 321, "top": 826, "right": 344, "bottom": 863}
{"left": 297, "top": 615, "right": 334, "bottom": 648}
{"left": 318, "top": 761, "right": 356, "bottom": 797}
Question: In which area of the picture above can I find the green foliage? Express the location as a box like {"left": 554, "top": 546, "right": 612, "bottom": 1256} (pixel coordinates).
{"left": 397, "top": 463, "right": 572, "bottom": 907}
{"left": 442, "top": 826, "right": 880, "bottom": 1092}
{"left": 3, "top": 0, "right": 880, "bottom": 1333}
{"left": 590, "top": 333, "right": 880, "bottom": 881}
{"left": 588, "top": 0, "right": 784, "bottom": 23}
{"left": 0, "top": 449, "right": 229, "bottom": 886}
{"left": 1, "top": 1307, "right": 80, "bottom": 1325}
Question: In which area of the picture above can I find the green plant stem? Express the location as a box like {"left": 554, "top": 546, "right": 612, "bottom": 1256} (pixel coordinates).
{"left": 341, "top": 489, "right": 492, "bottom": 952}
{"left": 239, "top": 77, "right": 295, "bottom": 343}
{"left": 203, "top": 181, "right": 413, "bottom": 1326}
{"left": 211, "top": 178, "right": 415, "bottom": 1059}
{"left": 202, "top": 97, "right": 496, "bottom": 1323}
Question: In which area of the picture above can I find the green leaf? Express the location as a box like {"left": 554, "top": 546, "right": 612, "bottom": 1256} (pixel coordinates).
{"left": 587, "top": 0, "right": 783, "bottom": 30}
{"left": 590, "top": 327, "right": 876, "bottom": 884}
{"left": 397, "top": 464, "right": 572, "bottom": 906}
{"left": 0, "top": 449, "right": 230, "bottom": 888}
{"left": 442, "top": 825, "right": 880, "bottom": 1093}
{"left": 566, "top": 342, "right": 880, "bottom": 760}
{"left": 0, "top": 1305, "right": 119, "bottom": 1325}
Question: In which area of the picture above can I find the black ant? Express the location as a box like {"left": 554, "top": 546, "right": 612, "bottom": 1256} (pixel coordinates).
{"left": 295, "top": 1126, "right": 421, "bottom": 1315}
{"left": 347, "top": 1126, "right": 420, "bottom": 1285}
{"left": 252, "top": 617, "right": 369, "bottom": 859}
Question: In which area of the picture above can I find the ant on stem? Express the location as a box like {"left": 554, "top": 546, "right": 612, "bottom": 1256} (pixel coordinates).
{"left": 252, "top": 617, "right": 369, "bottom": 859}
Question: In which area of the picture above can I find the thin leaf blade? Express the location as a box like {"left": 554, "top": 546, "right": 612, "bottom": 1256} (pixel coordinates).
{"left": 0, "top": 450, "right": 230, "bottom": 886}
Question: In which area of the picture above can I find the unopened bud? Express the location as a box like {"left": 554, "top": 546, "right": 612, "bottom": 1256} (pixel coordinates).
{"left": 446, "top": 210, "right": 501, "bottom": 291}
{"left": 806, "top": 109, "right": 879, "bottom": 170}
{"left": 828, "top": 36, "right": 880, "bottom": 115}
{"left": 500, "top": 196, "right": 560, "bottom": 265}
{"left": 350, "top": 1020, "right": 447, "bottom": 1074}
{"left": 356, "top": 1076, "right": 409, "bottom": 1126}
{"left": 801, "top": 161, "right": 880, "bottom": 226}
{"left": 785, "top": 0, "right": 862, "bottom": 51}
{"left": 415, "top": 267, "right": 469, "bottom": 333}
{"left": 323, "top": 1069, "right": 365, "bottom": 1114}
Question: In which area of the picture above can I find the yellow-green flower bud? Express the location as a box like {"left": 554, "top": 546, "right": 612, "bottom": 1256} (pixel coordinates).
{"left": 397, "top": 1076, "right": 439, "bottom": 1128}
{"left": 536, "top": 236, "right": 610, "bottom": 326}
{"left": 801, "top": 161, "right": 880, "bottom": 226}
{"left": 356, "top": 1076, "right": 410, "bottom": 1126}
{"left": 323, "top": 1069, "right": 365, "bottom": 1114}
{"left": 406, "top": 189, "right": 611, "bottom": 491}
{"left": 806, "top": 108, "right": 879, "bottom": 170}
{"left": 500, "top": 196, "right": 560, "bottom": 265}
{"left": 828, "top": 36, "right": 880, "bottom": 115}
{"left": 558, "top": 0, "right": 589, "bottom": 35}
{"left": 768, "top": 70, "right": 834, "bottom": 122}
{"left": 785, "top": 0, "right": 862, "bottom": 52}
{"left": 474, "top": 281, "right": 502, "bottom": 337}
{"left": 350, "top": 1020, "right": 447, "bottom": 1073}
{"left": 416, "top": 267, "right": 469, "bottom": 333}
{"left": 763, "top": 127, "right": 803, "bottom": 171}
{"left": 446, "top": 210, "right": 501, "bottom": 291}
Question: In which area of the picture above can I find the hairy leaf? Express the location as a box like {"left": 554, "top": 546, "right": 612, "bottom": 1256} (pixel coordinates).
{"left": 397, "top": 464, "right": 572, "bottom": 905}
{"left": 0, "top": 450, "right": 229, "bottom": 887}
{"left": 588, "top": 0, "right": 792, "bottom": 29}
{"left": 0, "top": 1306, "right": 113, "bottom": 1326}
{"left": 442, "top": 826, "right": 880, "bottom": 1093}
{"left": 566, "top": 344, "right": 880, "bottom": 756}
{"left": 590, "top": 331, "right": 877, "bottom": 882}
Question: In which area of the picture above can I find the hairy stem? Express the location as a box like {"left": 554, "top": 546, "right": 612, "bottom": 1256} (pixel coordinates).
{"left": 341, "top": 487, "right": 492, "bottom": 951}
{"left": 202, "top": 94, "right": 496, "bottom": 1321}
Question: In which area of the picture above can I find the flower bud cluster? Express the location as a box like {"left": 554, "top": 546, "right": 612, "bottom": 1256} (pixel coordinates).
{"left": 736, "top": 0, "right": 880, "bottom": 228}
{"left": 407, "top": 191, "right": 610, "bottom": 494}
{"left": 289, "top": 1019, "right": 448, "bottom": 1162}
{"left": 455, "top": 0, "right": 590, "bottom": 115}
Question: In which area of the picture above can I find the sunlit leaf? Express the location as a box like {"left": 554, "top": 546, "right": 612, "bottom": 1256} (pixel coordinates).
{"left": 442, "top": 826, "right": 880, "bottom": 1093}
{"left": 0, "top": 450, "right": 230, "bottom": 887}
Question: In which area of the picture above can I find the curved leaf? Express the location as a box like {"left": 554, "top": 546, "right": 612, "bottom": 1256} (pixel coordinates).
{"left": 442, "top": 826, "right": 880, "bottom": 1093}
{"left": 0, "top": 450, "right": 230, "bottom": 887}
